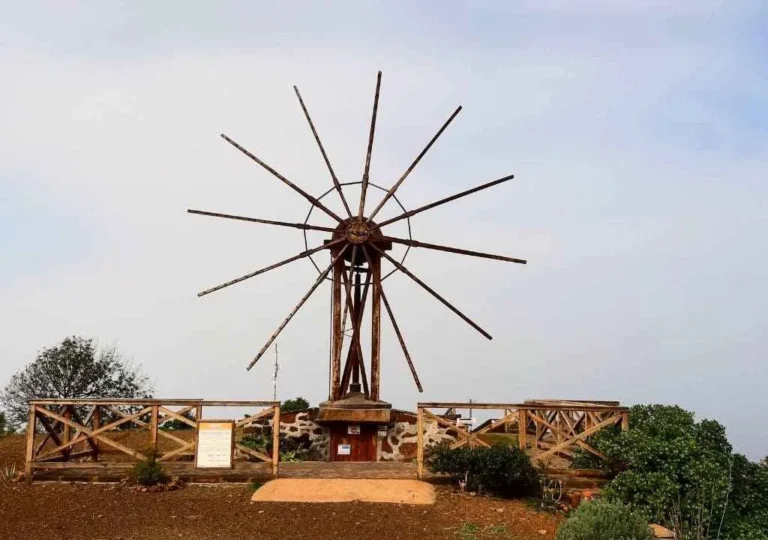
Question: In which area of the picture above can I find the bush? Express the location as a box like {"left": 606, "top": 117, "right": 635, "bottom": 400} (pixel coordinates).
{"left": 130, "top": 453, "right": 169, "bottom": 486}
{"left": 572, "top": 404, "right": 768, "bottom": 539}
{"left": 280, "top": 397, "right": 310, "bottom": 413}
{"left": 427, "top": 442, "right": 540, "bottom": 497}
{"left": 556, "top": 499, "right": 653, "bottom": 540}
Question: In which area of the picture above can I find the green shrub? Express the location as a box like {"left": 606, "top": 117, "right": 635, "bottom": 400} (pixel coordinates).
{"left": 427, "top": 442, "right": 540, "bottom": 497}
{"left": 571, "top": 404, "right": 768, "bottom": 539}
{"left": 556, "top": 499, "right": 653, "bottom": 540}
{"left": 130, "top": 453, "right": 169, "bottom": 486}
{"left": 280, "top": 397, "right": 310, "bottom": 413}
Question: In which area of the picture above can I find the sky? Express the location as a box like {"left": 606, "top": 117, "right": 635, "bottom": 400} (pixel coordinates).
{"left": 0, "top": 1, "right": 766, "bottom": 459}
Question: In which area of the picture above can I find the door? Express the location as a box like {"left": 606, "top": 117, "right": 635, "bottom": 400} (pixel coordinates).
{"left": 329, "top": 423, "right": 377, "bottom": 461}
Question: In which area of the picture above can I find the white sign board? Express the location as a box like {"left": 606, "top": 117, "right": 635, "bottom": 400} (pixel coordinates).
{"left": 195, "top": 420, "right": 234, "bottom": 468}
{"left": 347, "top": 424, "right": 361, "bottom": 435}
{"left": 338, "top": 443, "right": 351, "bottom": 456}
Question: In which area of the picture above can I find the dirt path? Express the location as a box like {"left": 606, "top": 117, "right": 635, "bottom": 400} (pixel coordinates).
{"left": 251, "top": 479, "right": 436, "bottom": 504}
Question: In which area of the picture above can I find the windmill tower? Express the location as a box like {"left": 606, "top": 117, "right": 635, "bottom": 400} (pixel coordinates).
{"left": 189, "top": 72, "right": 526, "bottom": 460}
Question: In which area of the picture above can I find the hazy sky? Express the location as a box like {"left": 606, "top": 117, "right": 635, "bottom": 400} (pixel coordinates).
{"left": 1, "top": 2, "right": 766, "bottom": 459}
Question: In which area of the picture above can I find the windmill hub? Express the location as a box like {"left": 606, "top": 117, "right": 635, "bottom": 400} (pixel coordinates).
{"left": 344, "top": 218, "right": 374, "bottom": 244}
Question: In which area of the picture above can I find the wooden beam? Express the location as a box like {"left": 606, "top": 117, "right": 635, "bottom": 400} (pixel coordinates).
{"left": 534, "top": 414, "right": 622, "bottom": 463}
{"left": 527, "top": 411, "right": 606, "bottom": 461}
{"left": 235, "top": 443, "right": 271, "bottom": 463}
{"left": 416, "top": 407, "right": 424, "bottom": 480}
{"left": 157, "top": 441, "right": 196, "bottom": 462}
{"left": 235, "top": 407, "right": 275, "bottom": 428}
{"left": 370, "top": 255, "right": 382, "bottom": 401}
{"left": 34, "top": 414, "right": 64, "bottom": 457}
{"left": 518, "top": 409, "right": 527, "bottom": 450}
{"left": 418, "top": 402, "right": 628, "bottom": 412}
{"left": 35, "top": 406, "right": 152, "bottom": 462}
{"left": 271, "top": 406, "right": 280, "bottom": 477}
{"left": 422, "top": 409, "right": 489, "bottom": 448}
{"left": 158, "top": 406, "right": 197, "bottom": 429}
{"left": 106, "top": 406, "right": 189, "bottom": 448}
{"left": 24, "top": 405, "right": 36, "bottom": 481}
{"left": 150, "top": 405, "right": 159, "bottom": 455}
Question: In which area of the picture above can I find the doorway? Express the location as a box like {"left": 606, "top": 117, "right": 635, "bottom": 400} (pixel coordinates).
{"left": 329, "top": 423, "right": 377, "bottom": 461}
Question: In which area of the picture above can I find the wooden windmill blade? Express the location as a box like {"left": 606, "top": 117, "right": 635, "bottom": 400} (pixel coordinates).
{"left": 190, "top": 71, "right": 527, "bottom": 403}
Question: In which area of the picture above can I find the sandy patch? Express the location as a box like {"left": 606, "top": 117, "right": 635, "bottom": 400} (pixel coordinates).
{"left": 250, "top": 479, "right": 436, "bottom": 504}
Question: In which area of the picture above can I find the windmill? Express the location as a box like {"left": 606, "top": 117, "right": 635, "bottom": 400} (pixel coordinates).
{"left": 189, "top": 72, "right": 526, "bottom": 455}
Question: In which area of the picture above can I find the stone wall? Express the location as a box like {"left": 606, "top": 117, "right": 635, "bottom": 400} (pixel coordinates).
{"left": 378, "top": 410, "right": 457, "bottom": 462}
{"left": 274, "top": 408, "right": 456, "bottom": 462}
{"left": 278, "top": 410, "right": 330, "bottom": 461}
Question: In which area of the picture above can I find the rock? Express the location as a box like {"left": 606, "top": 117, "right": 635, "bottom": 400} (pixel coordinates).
{"left": 538, "top": 530, "right": 547, "bottom": 535}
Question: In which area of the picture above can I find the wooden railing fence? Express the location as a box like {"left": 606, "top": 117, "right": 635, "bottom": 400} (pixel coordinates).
{"left": 416, "top": 400, "right": 629, "bottom": 478}
{"left": 25, "top": 399, "right": 280, "bottom": 481}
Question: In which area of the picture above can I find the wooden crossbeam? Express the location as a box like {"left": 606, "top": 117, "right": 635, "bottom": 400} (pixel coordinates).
{"left": 534, "top": 413, "right": 622, "bottom": 463}
{"left": 34, "top": 406, "right": 151, "bottom": 462}
{"left": 422, "top": 409, "right": 490, "bottom": 449}
{"left": 158, "top": 406, "right": 198, "bottom": 429}
{"left": 235, "top": 406, "right": 275, "bottom": 428}
{"left": 34, "top": 414, "right": 64, "bottom": 457}
{"left": 157, "top": 441, "right": 196, "bottom": 462}
{"left": 157, "top": 405, "right": 197, "bottom": 426}
{"left": 234, "top": 443, "right": 271, "bottom": 463}
{"left": 106, "top": 406, "right": 189, "bottom": 448}
{"left": 474, "top": 409, "right": 519, "bottom": 436}
{"left": 527, "top": 411, "right": 606, "bottom": 460}
{"left": 69, "top": 407, "right": 98, "bottom": 453}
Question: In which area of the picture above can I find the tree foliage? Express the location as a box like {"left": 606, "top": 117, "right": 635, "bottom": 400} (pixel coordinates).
{"left": 280, "top": 397, "right": 310, "bottom": 413}
{"left": 556, "top": 499, "right": 653, "bottom": 540}
{"left": 1, "top": 336, "right": 152, "bottom": 428}
{"left": 0, "top": 411, "right": 11, "bottom": 437}
{"left": 573, "top": 404, "right": 768, "bottom": 539}
{"left": 427, "top": 442, "right": 540, "bottom": 497}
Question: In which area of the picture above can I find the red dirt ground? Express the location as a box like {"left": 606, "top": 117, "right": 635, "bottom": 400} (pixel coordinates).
{"left": 0, "top": 434, "right": 564, "bottom": 540}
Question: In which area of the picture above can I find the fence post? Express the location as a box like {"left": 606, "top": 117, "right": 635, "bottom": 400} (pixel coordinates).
{"left": 92, "top": 406, "right": 101, "bottom": 461}
{"left": 62, "top": 406, "right": 72, "bottom": 459}
{"left": 416, "top": 407, "right": 424, "bottom": 480}
{"left": 271, "top": 405, "right": 280, "bottom": 477}
{"left": 518, "top": 409, "right": 527, "bottom": 450}
{"left": 24, "top": 404, "right": 36, "bottom": 483}
{"left": 150, "top": 405, "right": 159, "bottom": 456}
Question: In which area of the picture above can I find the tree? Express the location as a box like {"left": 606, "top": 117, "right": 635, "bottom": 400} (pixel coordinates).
{"left": 280, "top": 397, "right": 310, "bottom": 412}
{"left": 575, "top": 404, "right": 768, "bottom": 539}
{"left": 1, "top": 336, "right": 152, "bottom": 428}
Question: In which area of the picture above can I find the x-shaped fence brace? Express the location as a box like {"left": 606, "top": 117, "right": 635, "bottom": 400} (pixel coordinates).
{"left": 416, "top": 402, "right": 629, "bottom": 478}
{"left": 25, "top": 399, "right": 281, "bottom": 480}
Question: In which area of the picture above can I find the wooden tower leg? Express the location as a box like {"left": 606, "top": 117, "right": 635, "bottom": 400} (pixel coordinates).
{"left": 370, "top": 254, "right": 382, "bottom": 402}
{"left": 331, "top": 252, "right": 343, "bottom": 400}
